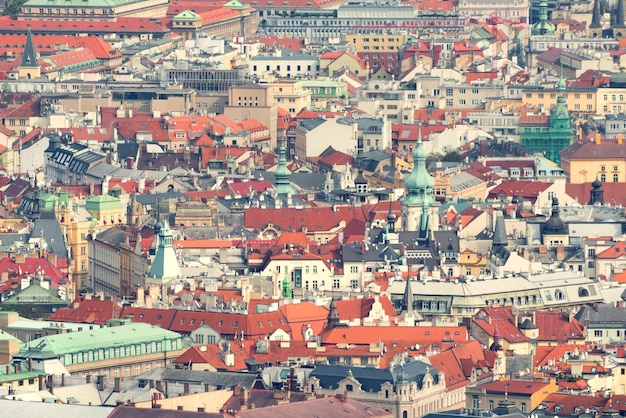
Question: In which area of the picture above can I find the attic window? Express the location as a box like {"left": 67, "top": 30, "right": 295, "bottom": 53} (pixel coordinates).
{"left": 268, "top": 320, "right": 273, "bottom": 326}
{"left": 218, "top": 320, "right": 223, "bottom": 327}
{"left": 258, "top": 321, "right": 263, "bottom": 328}
{"left": 425, "top": 331, "right": 430, "bottom": 335}
{"left": 139, "top": 314, "right": 144, "bottom": 318}
{"left": 190, "top": 319, "right": 195, "bottom": 325}
{"left": 157, "top": 315, "right": 162, "bottom": 320}
{"left": 180, "top": 318, "right": 185, "bottom": 324}
{"left": 233, "top": 321, "right": 238, "bottom": 328}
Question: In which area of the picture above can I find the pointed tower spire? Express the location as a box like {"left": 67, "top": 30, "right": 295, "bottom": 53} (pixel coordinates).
{"left": 19, "top": 26, "right": 40, "bottom": 79}
{"left": 387, "top": 199, "right": 397, "bottom": 233}
{"left": 590, "top": 0, "right": 602, "bottom": 29}
{"left": 617, "top": 0, "right": 626, "bottom": 29}
{"left": 147, "top": 219, "right": 183, "bottom": 284}
{"left": 401, "top": 279, "right": 414, "bottom": 314}
{"left": 273, "top": 137, "right": 296, "bottom": 195}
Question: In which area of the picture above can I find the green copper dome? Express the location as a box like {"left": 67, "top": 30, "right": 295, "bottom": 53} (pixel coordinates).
{"left": 402, "top": 133, "right": 435, "bottom": 206}
{"left": 531, "top": 0, "right": 556, "bottom": 35}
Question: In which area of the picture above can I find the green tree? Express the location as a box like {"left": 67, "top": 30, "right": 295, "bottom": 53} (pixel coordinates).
{"left": 3, "top": 0, "right": 28, "bottom": 15}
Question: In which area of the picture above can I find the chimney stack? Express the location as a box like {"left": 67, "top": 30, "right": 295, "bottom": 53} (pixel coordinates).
{"left": 114, "top": 377, "right": 122, "bottom": 392}
{"left": 596, "top": 133, "right": 602, "bottom": 144}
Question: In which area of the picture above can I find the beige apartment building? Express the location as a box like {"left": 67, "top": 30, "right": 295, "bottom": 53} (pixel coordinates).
{"left": 224, "top": 83, "right": 278, "bottom": 150}
{"left": 521, "top": 85, "right": 597, "bottom": 113}
{"left": 270, "top": 80, "right": 311, "bottom": 116}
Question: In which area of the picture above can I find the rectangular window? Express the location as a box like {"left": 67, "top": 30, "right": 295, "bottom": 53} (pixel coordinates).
{"left": 312, "top": 266, "right": 318, "bottom": 274}
{"left": 594, "top": 330, "right": 603, "bottom": 337}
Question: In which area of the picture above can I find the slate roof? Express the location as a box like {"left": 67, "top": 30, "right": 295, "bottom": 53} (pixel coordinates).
{"left": 574, "top": 303, "right": 626, "bottom": 326}
{"left": 160, "top": 368, "right": 256, "bottom": 388}
{"left": 31, "top": 211, "right": 69, "bottom": 259}
{"left": 309, "top": 363, "right": 394, "bottom": 392}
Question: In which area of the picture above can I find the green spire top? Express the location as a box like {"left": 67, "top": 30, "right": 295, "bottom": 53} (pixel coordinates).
{"left": 274, "top": 138, "right": 296, "bottom": 195}
{"left": 281, "top": 271, "right": 291, "bottom": 298}
{"left": 402, "top": 125, "right": 435, "bottom": 206}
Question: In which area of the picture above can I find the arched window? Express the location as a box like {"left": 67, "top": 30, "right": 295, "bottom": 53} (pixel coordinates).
{"left": 385, "top": 389, "right": 389, "bottom": 398}
{"left": 578, "top": 287, "right": 589, "bottom": 297}
{"left": 601, "top": 173, "right": 606, "bottom": 182}
{"left": 403, "top": 411, "right": 408, "bottom": 418}
{"left": 614, "top": 173, "right": 619, "bottom": 182}
{"left": 555, "top": 289, "right": 564, "bottom": 300}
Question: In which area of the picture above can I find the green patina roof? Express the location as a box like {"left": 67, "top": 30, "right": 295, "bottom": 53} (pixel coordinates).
{"left": 173, "top": 10, "right": 201, "bottom": 20}
{"left": 38, "top": 193, "right": 58, "bottom": 212}
{"left": 224, "top": 0, "right": 247, "bottom": 9}
{"left": 300, "top": 80, "right": 346, "bottom": 88}
{"left": 0, "top": 329, "right": 19, "bottom": 342}
{"left": 0, "top": 368, "right": 41, "bottom": 384}
{"left": 24, "top": 0, "right": 146, "bottom": 8}
{"left": 3, "top": 282, "right": 65, "bottom": 305}
{"left": 18, "top": 321, "right": 181, "bottom": 358}
{"left": 85, "top": 194, "right": 122, "bottom": 213}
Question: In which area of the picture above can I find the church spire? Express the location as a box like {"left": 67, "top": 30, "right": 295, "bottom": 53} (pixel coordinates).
{"left": 147, "top": 219, "right": 183, "bottom": 284}
{"left": 21, "top": 27, "right": 38, "bottom": 68}
{"left": 401, "top": 279, "right": 415, "bottom": 319}
{"left": 590, "top": 0, "right": 602, "bottom": 29}
{"left": 273, "top": 137, "right": 296, "bottom": 195}
{"left": 402, "top": 124, "right": 435, "bottom": 206}
{"left": 616, "top": 0, "right": 626, "bottom": 29}
{"left": 18, "top": 27, "right": 40, "bottom": 79}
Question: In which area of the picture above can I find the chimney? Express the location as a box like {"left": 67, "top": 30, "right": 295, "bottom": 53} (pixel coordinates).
{"left": 61, "top": 373, "right": 66, "bottom": 387}
{"left": 568, "top": 309, "right": 574, "bottom": 323}
{"left": 619, "top": 134, "right": 623, "bottom": 145}
{"left": 155, "top": 380, "right": 163, "bottom": 392}
{"left": 184, "top": 382, "right": 190, "bottom": 396}
{"left": 556, "top": 244, "right": 565, "bottom": 261}
{"left": 145, "top": 295, "right": 153, "bottom": 309}
{"left": 98, "top": 375, "right": 106, "bottom": 391}
{"left": 243, "top": 388, "right": 250, "bottom": 408}
{"left": 114, "top": 377, "right": 122, "bottom": 392}
{"left": 596, "top": 133, "right": 602, "bottom": 144}
{"left": 86, "top": 374, "right": 92, "bottom": 384}
{"left": 137, "top": 287, "right": 145, "bottom": 305}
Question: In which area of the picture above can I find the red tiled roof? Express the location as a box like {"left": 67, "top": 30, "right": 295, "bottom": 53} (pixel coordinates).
{"left": 473, "top": 318, "right": 529, "bottom": 343}
{"left": 120, "top": 307, "right": 177, "bottom": 330}
{"left": 487, "top": 179, "right": 551, "bottom": 201}
{"left": 320, "top": 325, "right": 467, "bottom": 345}
{"left": 538, "top": 392, "right": 608, "bottom": 415}
{"left": 49, "top": 299, "right": 122, "bottom": 324}
{"left": 429, "top": 340, "right": 494, "bottom": 390}
{"left": 566, "top": 182, "right": 626, "bottom": 207}
{"left": 253, "top": 36, "right": 306, "bottom": 52}
{"left": 478, "top": 378, "right": 553, "bottom": 395}
{"left": 334, "top": 296, "right": 396, "bottom": 322}
{"left": 0, "top": 256, "right": 65, "bottom": 283}
{"left": 0, "top": 16, "right": 170, "bottom": 35}
{"left": 535, "top": 311, "right": 585, "bottom": 342}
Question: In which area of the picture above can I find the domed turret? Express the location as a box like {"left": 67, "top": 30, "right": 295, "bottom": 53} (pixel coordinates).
{"left": 543, "top": 196, "right": 567, "bottom": 235}
{"left": 402, "top": 126, "right": 435, "bottom": 206}
{"left": 532, "top": 0, "right": 556, "bottom": 35}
